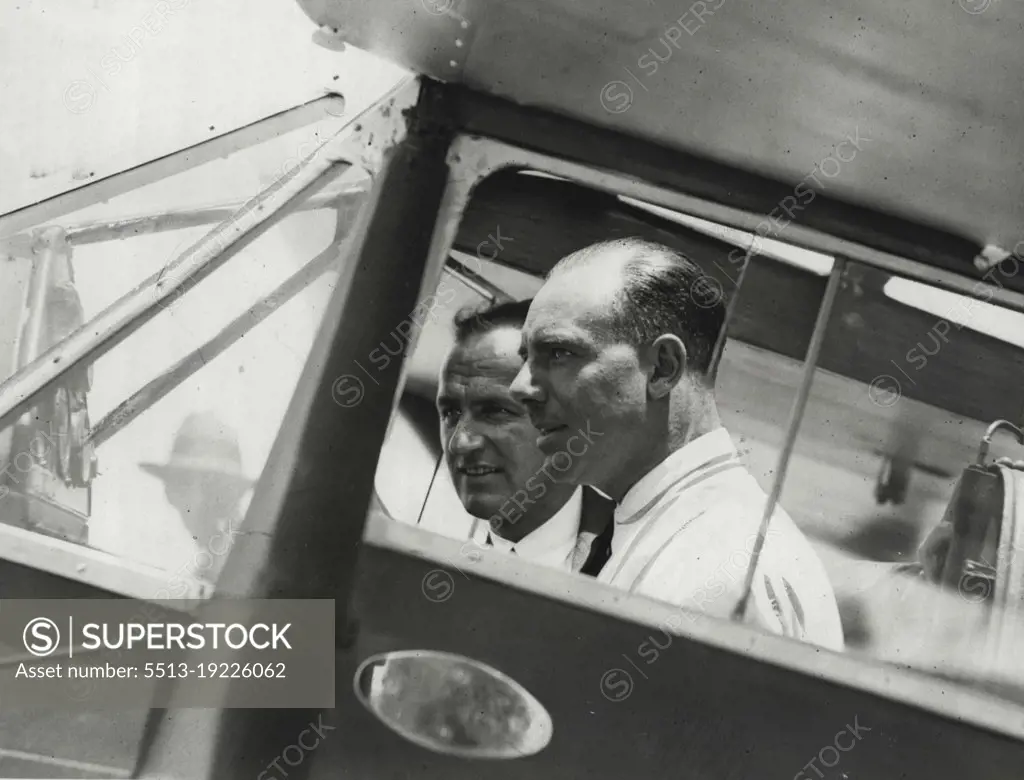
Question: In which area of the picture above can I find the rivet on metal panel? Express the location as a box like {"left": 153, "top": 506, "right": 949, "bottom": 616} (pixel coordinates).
{"left": 420, "top": 0, "right": 473, "bottom": 74}
{"left": 422, "top": 0, "right": 471, "bottom": 27}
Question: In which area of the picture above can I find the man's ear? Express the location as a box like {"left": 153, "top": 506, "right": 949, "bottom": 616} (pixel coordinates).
{"left": 646, "top": 335, "right": 687, "bottom": 399}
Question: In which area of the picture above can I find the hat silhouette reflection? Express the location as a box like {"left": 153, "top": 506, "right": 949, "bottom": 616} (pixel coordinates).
{"left": 140, "top": 412, "right": 254, "bottom": 581}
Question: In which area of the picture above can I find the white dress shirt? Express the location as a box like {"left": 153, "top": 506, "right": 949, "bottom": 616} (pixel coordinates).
{"left": 471, "top": 487, "right": 584, "bottom": 572}
{"left": 597, "top": 428, "right": 844, "bottom": 651}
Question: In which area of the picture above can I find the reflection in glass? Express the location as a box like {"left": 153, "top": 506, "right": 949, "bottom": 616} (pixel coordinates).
{"left": 770, "top": 258, "right": 1024, "bottom": 699}
{"left": 0, "top": 113, "right": 360, "bottom": 590}
{"left": 355, "top": 651, "right": 553, "bottom": 759}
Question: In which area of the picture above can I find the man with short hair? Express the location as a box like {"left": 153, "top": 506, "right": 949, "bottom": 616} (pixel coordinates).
{"left": 436, "top": 299, "right": 613, "bottom": 574}
{"left": 510, "top": 238, "right": 843, "bottom": 649}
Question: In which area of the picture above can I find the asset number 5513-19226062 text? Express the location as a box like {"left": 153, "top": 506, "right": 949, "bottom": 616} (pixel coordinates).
{"left": 144, "top": 662, "right": 287, "bottom": 678}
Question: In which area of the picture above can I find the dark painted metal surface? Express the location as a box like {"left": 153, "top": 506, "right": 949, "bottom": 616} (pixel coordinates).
{"left": 298, "top": 540, "right": 1024, "bottom": 779}
{"left": 295, "top": 0, "right": 1024, "bottom": 251}
{"left": 0, "top": 559, "right": 144, "bottom": 779}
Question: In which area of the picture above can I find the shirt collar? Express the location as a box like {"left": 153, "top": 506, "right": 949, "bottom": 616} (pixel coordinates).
{"left": 615, "top": 428, "right": 738, "bottom": 524}
{"left": 487, "top": 487, "right": 583, "bottom": 565}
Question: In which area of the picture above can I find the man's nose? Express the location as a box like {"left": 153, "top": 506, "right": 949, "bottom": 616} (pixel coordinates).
{"left": 509, "top": 360, "right": 542, "bottom": 410}
{"left": 448, "top": 419, "right": 484, "bottom": 456}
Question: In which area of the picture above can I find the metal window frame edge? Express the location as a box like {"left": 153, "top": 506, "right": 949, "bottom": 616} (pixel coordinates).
{"left": 0, "top": 521, "right": 208, "bottom": 602}
{"left": 0, "top": 94, "right": 348, "bottom": 240}
{"left": 449, "top": 136, "right": 1024, "bottom": 316}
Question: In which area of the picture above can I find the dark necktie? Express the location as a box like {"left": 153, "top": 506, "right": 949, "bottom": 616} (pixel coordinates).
{"left": 576, "top": 488, "right": 615, "bottom": 576}
{"left": 482, "top": 489, "right": 614, "bottom": 575}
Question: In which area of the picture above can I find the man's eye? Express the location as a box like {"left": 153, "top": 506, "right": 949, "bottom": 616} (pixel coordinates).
{"left": 441, "top": 408, "right": 460, "bottom": 425}
{"left": 549, "top": 348, "right": 571, "bottom": 360}
{"left": 482, "top": 405, "right": 515, "bottom": 419}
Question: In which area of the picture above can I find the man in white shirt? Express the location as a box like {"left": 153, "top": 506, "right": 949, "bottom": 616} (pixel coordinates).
{"left": 436, "top": 300, "right": 613, "bottom": 575}
{"left": 509, "top": 238, "right": 844, "bottom": 650}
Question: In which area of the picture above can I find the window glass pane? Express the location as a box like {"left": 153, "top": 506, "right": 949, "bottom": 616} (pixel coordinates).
{"left": 0, "top": 115, "right": 367, "bottom": 591}
{"left": 370, "top": 164, "right": 1024, "bottom": 707}
{"left": 372, "top": 169, "right": 846, "bottom": 647}
{"left": 780, "top": 259, "right": 1024, "bottom": 696}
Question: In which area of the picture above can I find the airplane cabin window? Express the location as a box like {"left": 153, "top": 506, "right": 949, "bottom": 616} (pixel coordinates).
{"left": 370, "top": 166, "right": 1024, "bottom": 702}
{"left": 371, "top": 168, "right": 844, "bottom": 645}
{"left": 0, "top": 116, "right": 365, "bottom": 593}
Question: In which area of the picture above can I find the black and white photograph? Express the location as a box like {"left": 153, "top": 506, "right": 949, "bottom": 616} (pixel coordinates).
{"left": 1, "top": 0, "right": 1023, "bottom": 777}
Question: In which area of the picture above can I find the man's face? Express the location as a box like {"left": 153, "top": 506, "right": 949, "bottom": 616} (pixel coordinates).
{"left": 510, "top": 266, "right": 648, "bottom": 489}
{"left": 437, "top": 326, "right": 550, "bottom": 520}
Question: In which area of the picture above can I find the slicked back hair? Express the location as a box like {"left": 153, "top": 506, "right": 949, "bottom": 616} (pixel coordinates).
{"left": 452, "top": 298, "right": 532, "bottom": 345}
{"left": 550, "top": 238, "right": 726, "bottom": 381}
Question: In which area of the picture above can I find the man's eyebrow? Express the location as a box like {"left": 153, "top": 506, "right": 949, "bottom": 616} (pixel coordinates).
{"left": 532, "top": 330, "right": 589, "bottom": 349}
